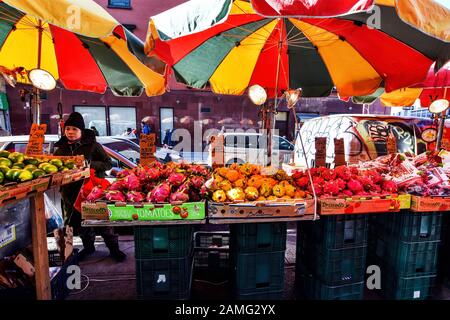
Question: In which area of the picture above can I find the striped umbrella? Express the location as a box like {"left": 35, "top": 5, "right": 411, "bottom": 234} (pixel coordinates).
{"left": 0, "top": 0, "right": 166, "bottom": 97}
{"left": 145, "top": 0, "right": 447, "bottom": 99}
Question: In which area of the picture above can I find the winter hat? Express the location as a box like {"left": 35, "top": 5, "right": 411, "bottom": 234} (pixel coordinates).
{"left": 64, "top": 112, "right": 85, "bottom": 131}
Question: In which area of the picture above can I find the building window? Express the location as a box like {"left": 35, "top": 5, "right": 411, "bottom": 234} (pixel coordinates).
{"left": 109, "top": 107, "right": 137, "bottom": 136}
{"left": 160, "top": 108, "right": 174, "bottom": 146}
{"left": 108, "top": 0, "right": 131, "bottom": 9}
{"left": 74, "top": 106, "right": 107, "bottom": 136}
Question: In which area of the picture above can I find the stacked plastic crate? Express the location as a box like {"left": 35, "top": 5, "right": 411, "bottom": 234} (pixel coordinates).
{"left": 230, "top": 223, "right": 287, "bottom": 300}
{"left": 296, "top": 215, "right": 369, "bottom": 300}
{"left": 134, "top": 225, "right": 194, "bottom": 299}
{"left": 369, "top": 211, "right": 442, "bottom": 300}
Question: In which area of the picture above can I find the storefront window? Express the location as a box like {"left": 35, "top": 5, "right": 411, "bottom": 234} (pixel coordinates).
{"left": 108, "top": 0, "right": 131, "bottom": 9}
{"left": 160, "top": 107, "right": 174, "bottom": 145}
{"left": 74, "top": 106, "right": 107, "bottom": 136}
{"left": 109, "top": 107, "right": 137, "bottom": 136}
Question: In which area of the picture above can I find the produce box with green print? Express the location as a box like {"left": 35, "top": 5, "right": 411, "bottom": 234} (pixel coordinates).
{"left": 81, "top": 201, "right": 206, "bottom": 221}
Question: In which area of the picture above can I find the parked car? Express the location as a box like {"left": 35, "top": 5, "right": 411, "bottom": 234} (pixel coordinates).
{"left": 294, "top": 114, "right": 450, "bottom": 168}
{"left": 207, "top": 132, "right": 294, "bottom": 166}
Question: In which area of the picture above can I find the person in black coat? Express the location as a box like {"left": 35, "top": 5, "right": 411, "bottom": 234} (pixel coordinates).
{"left": 54, "top": 112, "right": 126, "bottom": 262}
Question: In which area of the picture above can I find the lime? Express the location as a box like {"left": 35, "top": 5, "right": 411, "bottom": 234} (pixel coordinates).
{"left": 18, "top": 170, "right": 33, "bottom": 182}
{"left": 49, "top": 159, "right": 63, "bottom": 168}
{"left": 6, "top": 169, "right": 20, "bottom": 181}
{"left": 0, "top": 157, "right": 12, "bottom": 167}
{"left": 43, "top": 164, "right": 58, "bottom": 174}
{"left": 32, "top": 169, "right": 46, "bottom": 179}
{"left": 38, "top": 162, "right": 50, "bottom": 169}
{"left": 59, "top": 166, "right": 69, "bottom": 172}
{"left": 8, "top": 152, "right": 24, "bottom": 164}
{"left": 0, "top": 150, "right": 10, "bottom": 158}
{"left": 64, "top": 160, "right": 75, "bottom": 170}
{"left": 0, "top": 171, "right": 3, "bottom": 184}
{"left": 12, "top": 162, "right": 24, "bottom": 169}
{"left": 0, "top": 165, "right": 10, "bottom": 175}
{"left": 24, "top": 157, "right": 39, "bottom": 166}
{"left": 24, "top": 164, "right": 37, "bottom": 172}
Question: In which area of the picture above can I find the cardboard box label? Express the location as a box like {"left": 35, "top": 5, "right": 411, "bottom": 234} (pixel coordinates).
{"left": 0, "top": 224, "right": 15, "bottom": 249}
{"left": 320, "top": 197, "right": 394, "bottom": 215}
{"left": 25, "top": 123, "right": 46, "bottom": 156}
{"left": 411, "top": 196, "right": 450, "bottom": 212}
{"left": 81, "top": 202, "right": 109, "bottom": 220}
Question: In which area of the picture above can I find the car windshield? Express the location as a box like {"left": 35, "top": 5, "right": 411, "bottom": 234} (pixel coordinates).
{"left": 102, "top": 141, "right": 140, "bottom": 164}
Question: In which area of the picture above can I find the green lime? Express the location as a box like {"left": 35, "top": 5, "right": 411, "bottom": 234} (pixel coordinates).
{"left": 59, "top": 166, "right": 69, "bottom": 172}
{"left": 24, "top": 164, "right": 37, "bottom": 172}
{"left": 43, "top": 164, "right": 58, "bottom": 174}
{"left": 6, "top": 169, "right": 20, "bottom": 181}
{"left": 0, "top": 157, "right": 12, "bottom": 167}
{"left": 32, "top": 169, "right": 46, "bottom": 179}
{"left": 12, "top": 162, "right": 24, "bottom": 169}
{"left": 49, "top": 159, "right": 63, "bottom": 168}
{"left": 0, "top": 150, "right": 10, "bottom": 158}
{"left": 38, "top": 162, "right": 50, "bottom": 169}
{"left": 0, "top": 165, "right": 10, "bottom": 175}
{"left": 24, "top": 157, "right": 39, "bottom": 166}
{"left": 8, "top": 152, "right": 24, "bottom": 164}
{"left": 0, "top": 171, "right": 4, "bottom": 184}
{"left": 64, "top": 160, "right": 75, "bottom": 170}
{"left": 18, "top": 170, "right": 33, "bottom": 182}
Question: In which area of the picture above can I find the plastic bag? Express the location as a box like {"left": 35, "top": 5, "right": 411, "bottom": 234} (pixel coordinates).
{"left": 45, "top": 193, "right": 64, "bottom": 233}
{"left": 74, "top": 169, "right": 110, "bottom": 212}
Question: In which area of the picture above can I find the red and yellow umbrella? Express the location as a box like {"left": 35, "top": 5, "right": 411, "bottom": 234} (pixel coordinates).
{"left": 0, "top": 0, "right": 166, "bottom": 96}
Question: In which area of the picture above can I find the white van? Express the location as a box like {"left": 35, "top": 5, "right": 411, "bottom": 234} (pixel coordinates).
{"left": 294, "top": 115, "right": 443, "bottom": 168}
{"left": 208, "top": 132, "right": 294, "bottom": 166}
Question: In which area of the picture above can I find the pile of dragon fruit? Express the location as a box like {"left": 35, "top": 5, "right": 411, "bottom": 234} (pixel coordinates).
{"left": 291, "top": 166, "right": 398, "bottom": 198}
{"left": 360, "top": 151, "right": 450, "bottom": 197}
{"left": 86, "top": 162, "right": 211, "bottom": 203}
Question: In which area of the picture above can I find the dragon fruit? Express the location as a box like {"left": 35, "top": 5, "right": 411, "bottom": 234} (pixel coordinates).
{"left": 146, "top": 167, "right": 161, "bottom": 181}
{"left": 308, "top": 183, "right": 323, "bottom": 197}
{"left": 125, "top": 174, "right": 141, "bottom": 191}
{"left": 358, "top": 176, "right": 375, "bottom": 192}
{"left": 109, "top": 180, "right": 126, "bottom": 191}
{"left": 334, "top": 166, "right": 351, "bottom": 181}
{"left": 382, "top": 180, "right": 398, "bottom": 193}
{"left": 295, "top": 177, "right": 309, "bottom": 189}
{"left": 322, "top": 168, "right": 337, "bottom": 181}
{"left": 322, "top": 181, "right": 340, "bottom": 196}
{"left": 312, "top": 176, "right": 325, "bottom": 186}
{"left": 292, "top": 170, "right": 304, "bottom": 180}
{"left": 170, "top": 191, "right": 190, "bottom": 203}
{"left": 126, "top": 191, "right": 145, "bottom": 203}
{"left": 189, "top": 176, "right": 205, "bottom": 189}
{"left": 347, "top": 179, "right": 364, "bottom": 193}
{"left": 335, "top": 178, "right": 347, "bottom": 191}
{"left": 116, "top": 169, "right": 131, "bottom": 179}
{"left": 86, "top": 186, "right": 105, "bottom": 202}
{"left": 168, "top": 173, "right": 186, "bottom": 187}
{"left": 105, "top": 190, "right": 126, "bottom": 202}
{"left": 190, "top": 165, "right": 209, "bottom": 177}
{"left": 149, "top": 183, "right": 171, "bottom": 203}
{"left": 188, "top": 189, "right": 201, "bottom": 202}
{"left": 342, "top": 189, "right": 353, "bottom": 197}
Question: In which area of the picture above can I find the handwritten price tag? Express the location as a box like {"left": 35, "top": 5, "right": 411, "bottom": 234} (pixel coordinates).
{"left": 315, "top": 137, "right": 326, "bottom": 168}
{"left": 25, "top": 124, "right": 47, "bottom": 156}
{"left": 140, "top": 133, "right": 156, "bottom": 166}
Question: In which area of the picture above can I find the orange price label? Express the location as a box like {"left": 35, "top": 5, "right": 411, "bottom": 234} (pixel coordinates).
{"left": 25, "top": 123, "right": 47, "bottom": 156}
{"left": 140, "top": 133, "right": 156, "bottom": 166}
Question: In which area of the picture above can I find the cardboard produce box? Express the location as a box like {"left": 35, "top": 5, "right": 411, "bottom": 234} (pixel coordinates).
{"left": 411, "top": 196, "right": 450, "bottom": 212}
{"left": 319, "top": 194, "right": 400, "bottom": 215}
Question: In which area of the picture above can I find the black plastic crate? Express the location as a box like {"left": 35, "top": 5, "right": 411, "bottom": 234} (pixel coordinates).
{"left": 230, "top": 223, "right": 286, "bottom": 253}
{"left": 136, "top": 255, "right": 194, "bottom": 300}
{"left": 298, "top": 214, "right": 369, "bottom": 250}
{"left": 371, "top": 211, "right": 442, "bottom": 242}
{"left": 296, "top": 271, "right": 364, "bottom": 300}
{"left": 371, "top": 236, "right": 440, "bottom": 277}
{"left": 134, "top": 225, "right": 194, "bottom": 259}
{"left": 194, "top": 231, "right": 230, "bottom": 281}
{"left": 296, "top": 242, "right": 367, "bottom": 285}
{"left": 237, "top": 290, "right": 283, "bottom": 300}
{"left": 232, "top": 250, "right": 285, "bottom": 295}
{"left": 381, "top": 271, "right": 436, "bottom": 300}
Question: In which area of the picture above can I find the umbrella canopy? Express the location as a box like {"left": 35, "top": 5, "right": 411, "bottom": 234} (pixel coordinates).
{"left": 145, "top": 0, "right": 446, "bottom": 99}
{"left": 250, "top": 0, "right": 375, "bottom": 17}
{"left": 0, "top": 0, "right": 166, "bottom": 97}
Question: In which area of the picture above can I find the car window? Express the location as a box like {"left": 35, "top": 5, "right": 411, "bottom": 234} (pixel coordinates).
{"left": 5, "top": 143, "right": 51, "bottom": 153}
{"left": 275, "top": 137, "right": 293, "bottom": 151}
{"left": 103, "top": 141, "right": 140, "bottom": 164}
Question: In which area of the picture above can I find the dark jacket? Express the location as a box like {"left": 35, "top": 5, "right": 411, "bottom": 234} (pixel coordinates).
{"left": 54, "top": 129, "right": 112, "bottom": 204}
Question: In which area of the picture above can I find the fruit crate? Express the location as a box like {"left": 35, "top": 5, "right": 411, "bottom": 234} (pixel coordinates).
{"left": 231, "top": 250, "right": 285, "bottom": 295}
{"left": 136, "top": 254, "right": 194, "bottom": 300}
{"left": 296, "top": 270, "right": 364, "bottom": 300}
{"left": 134, "top": 225, "right": 194, "bottom": 259}
{"left": 381, "top": 270, "right": 436, "bottom": 300}
{"left": 194, "top": 231, "right": 229, "bottom": 269}
{"left": 296, "top": 241, "right": 367, "bottom": 285}
{"left": 237, "top": 289, "right": 283, "bottom": 300}
{"left": 371, "top": 236, "right": 440, "bottom": 277}
{"left": 370, "top": 211, "right": 442, "bottom": 242}
{"left": 0, "top": 176, "right": 50, "bottom": 207}
{"left": 230, "top": 222, "right": 286, "bottom": 253}
{"left": 297, "top": 214, "right": 369, "bottom": 250}
{"left": 319, "top": 194, "right": 400, "bottom": 215}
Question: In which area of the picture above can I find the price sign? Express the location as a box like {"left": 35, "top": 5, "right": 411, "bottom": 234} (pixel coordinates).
{"left": 25, "top": 124, "right": 47, "bottom": 155}
{"left": 334, "top": 138, "right": 346, "bottom": 166}
{"left": 140, "top": 133, "right": 156, "bottom": 166}
{"left": 210, "top": 135, "right": 225, "bottom": 168}
{"left": 315, "top": 137, "right": 327, "bottom": 168}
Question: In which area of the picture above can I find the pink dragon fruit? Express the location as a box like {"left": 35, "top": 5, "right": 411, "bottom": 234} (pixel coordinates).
{"left": 146, "top": 167, "right": 161, "bottom": 181}
{"left": 347, "top": 179, "right": 364, "bottom": 193}
{"left": 382, "top": 180, "right": 398, "bottom": 193}
{"left": 125, "top": 174, "right": 141, "bottom": 191}
{"left": 126, "top": 191, "right": 145, "bottom": 203}
{"left": 188, "top": 189, "right": 201, "bottom": 202}
{"left": 199, "top": 185, "right": 209, "bottom": 198}
{"left": 149, "top": 183, "right": 171, "bottom": 203}
{"left": 109, "top": 180, "right": 126, "bottom": 191}
{"left": 116, "top": 169, "right": 131, "bottom": 179}
{"left": 168, "top": 173, "right": 186, "bottom": 188}
{"left": 342, "top": 189, "right": 353, "bottom": 197}
{"left": 190, "top": 165, "right": 209, "bottom": 177}
{"left": 105, "top": 190, "right": 126, "bottom": 202}
{"left": 189, "top": 176, "right": 205, "bottom": 189}
{"left": 86, "top": 186, "right": 105, "bottom": 202}
{"left": 170, "top": 191, "right": 190, "bottom": 203}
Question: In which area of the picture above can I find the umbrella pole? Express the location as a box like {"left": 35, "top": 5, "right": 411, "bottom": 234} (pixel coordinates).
{"left": 33, "top": 19, "right": 43, "bottom": 125}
